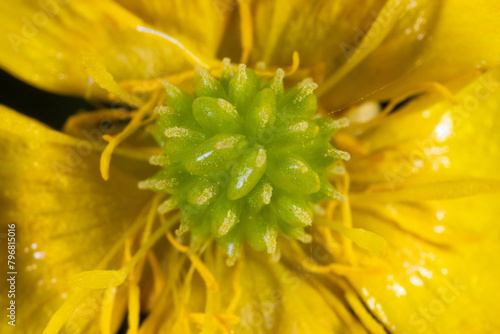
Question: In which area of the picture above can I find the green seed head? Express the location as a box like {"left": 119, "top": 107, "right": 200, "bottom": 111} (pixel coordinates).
{"left": 141, "top": 62, "right": 349, "bottom": 264}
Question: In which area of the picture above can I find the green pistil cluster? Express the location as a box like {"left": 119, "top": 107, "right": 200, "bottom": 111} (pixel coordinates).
{"left": 140, "top": 61, "right": 349, "bottom": 264}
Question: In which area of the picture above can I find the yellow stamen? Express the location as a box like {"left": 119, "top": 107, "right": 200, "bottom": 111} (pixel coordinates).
{"left": 203, "top": 288, "right": 216, "bottom": 334}
{"left": 254, "top": 51, "right": 300, "bottom": 77}
{"left": 146, "top": 251, "right": 165, "bottom": 309}
{"left": 139, "top": 194, "right": 163, "bottom": 263}
{"left": 128, "top": 200, "right": 160, "bottom": 297}
{"left": 124, "top": 236, "right": 133, "bottom": 262}
{"left": 71, "top": 269, "right": 128, "bottom": 289}
{"left": 119, "top": 70, "right": 196, "bottom": 94}
{"left": 100, "top": 287, "right": 117, "bottom": 334}
{"left": 286, "top": 51, "right": 300, "bottom": 75}
{"left": 81, "top": 53, "right": 143, "bottom": 107}
{"left": 316, "top": 226, "right": 342, "bottom": 258}
{"left": 238, "top": 0, "right": 253, "bottom": 64}
{"left": 316, "top": 218, "right": 388, "bottom": 257}
{"left": 63, "top": 109, "right": 132, "bottom": 133}
{"left": 42, "top": 289, "right": 91, "bottom": 334}
{"left": 122, "top": 213, "right": 180, "bottom": 274}
{"left": 125, "top": 236, "right": 140, "bottom": 334}
{"left": 127, "top": 247, "right": 156, "bottom": 331}
{"left": 139, "top": 252, "right": 188, "bottom": 333}
{"left": 336, "top": 162, "right": 356, "bottom": 264}
{"left": 166, "top": 230, "right": 189, "bottom": 253}
{"left": 165, "top": 228, "right": 219, "bottom": 293}
{"left": 127, "top": 284, "right": 141, "bottom": 334}
{"left": 188, "top": 254, "right": 219, "bottom": 293}
{"left": 325, "top": 197, "right": 339, "bottom": 220}
{"left": 139, "top": 111, "right": 159, "bottom": 127}
{"left": 172, "top": 266, "right": 196, "bottom": 330}
{"left": 97, "top": 197, "right": 162, "bottom": 270}
{"left": 188, "top": 313, "right": 240, "bottom": 334}
{"left": 62, "top": 109, "right": 162, "bottom": 162}
{"left": 100, "top": 89, "right": 159, "bottom": 180}
{"left": 225, "top": 259, "right": 242, "bottom": 314}
{"left": 136, "top": 25, "right": 210, "bottom": 68}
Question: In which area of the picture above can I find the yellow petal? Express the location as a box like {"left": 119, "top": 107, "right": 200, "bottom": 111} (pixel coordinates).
{"left": 0, "top": 0, "right": 211, "bottom": 99}
{"left": 249, "top": 0, "right": 387, "bottom": 73}
{"left": 348, "top": 192, "right": 500, "bottom": 333}
{"left": 321, "top": 0, "right": 500, "bottom": 109}
{"left": 342, "top": 68, "right": 500, "bottom": 332}
{"left": 0, "top": 106, "right": 151, "bottom": 333}
{"left": 114, "top": 0, "right": 233, "bottom": 57}
{"left": 347, "top": 69, "right": 500, "bottom": 192}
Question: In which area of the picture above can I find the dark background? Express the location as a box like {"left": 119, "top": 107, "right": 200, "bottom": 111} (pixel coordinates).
{"left": 0, "top": 69, "right": 93, "bottom": 129}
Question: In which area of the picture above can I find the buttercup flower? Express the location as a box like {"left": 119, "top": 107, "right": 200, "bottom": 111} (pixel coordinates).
{"left": 1, "top": 1, "right": 500, "bottom": 334}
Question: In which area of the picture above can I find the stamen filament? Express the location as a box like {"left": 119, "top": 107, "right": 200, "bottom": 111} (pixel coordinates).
{"left": 136, "top": 25, "right": 210, "bottom": 68}
{"left": 189, "top": 254, "right": 219, "bottom": 293}
{"left": 120, "top": 70, "right": 195, "bottom": 94}
{"left": 337, "top": 162, "right": 356, "bottom": 264}
{"left": 315, "top": 218, "right": 388, "bottom": 257}
{"left": 81, "top": 53, "right": 143, "bottom": 107}
{"left": 146, "top": 251, "right": 165, "bottom": 308}
{"left": 100, "top": 287, "right": 117, "bottom": 334}
{"left": 100, "top": 90, "right": 159, "bottom": 180}
{"left": 225, "top": 259, "right": 242, "bottom": 314}
{"left": 166, "top": 230, "right": 219, "bottom": 293}
{"left": 42, "top": 289, "right": 92, "bottom": 334}
{"left": 97, "top": 197, "right": 162, "bottom": 270}
{"left": 238, "top": 0, "right": 253, "bottom": 64}
{"left": 166, "top": 230, "right": 189, "bottom": 253}
{"left": 253, "top": 51, "right": 300, "bottom": 77}
{"left": 122, "top": 213, "right": 181, "bottom": 275}
{"left": 127, "top": 284, "right": 141, "bottom": 334}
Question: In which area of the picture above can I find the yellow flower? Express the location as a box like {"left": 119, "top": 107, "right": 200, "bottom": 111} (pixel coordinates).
{"left": 1, "top": 1, "right": 500, "bottom": 333}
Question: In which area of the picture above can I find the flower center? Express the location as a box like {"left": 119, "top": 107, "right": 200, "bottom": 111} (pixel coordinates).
{"left": 139, "top": 60, "right": 350, "bottom": 265}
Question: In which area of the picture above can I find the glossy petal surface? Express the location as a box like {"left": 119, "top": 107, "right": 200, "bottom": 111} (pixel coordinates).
{"left": 344, "top": 70, "right": 500, "bottom": 333}
{"left": 0, "top": 106, "right": 151, "bottom": 333}
{"left": 322, "top": 0, "right": 500, "bottom": 109}
{"left": 0, "top": 0, "right": 218, "bottom": 99}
